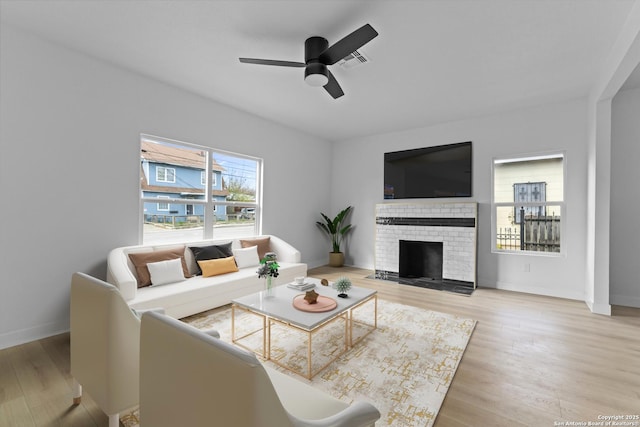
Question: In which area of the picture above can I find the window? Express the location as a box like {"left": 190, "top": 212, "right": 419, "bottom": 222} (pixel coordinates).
{"left": 156, "top": 166, "right": 175, "bottom": 183}
{"left": 513, "top": 182, "right": 546, "bottom": 223}
{"left": 492, "top": 153, "right": 564, "bottom": 254}
{"left": 140, "top": 135, "right": 262, "bottom": 244}
{"left": 157, "top": 196, "right": 169, "bottom": 211}
{"left": 199, "top": 171, "right": 217, "bottom": 186}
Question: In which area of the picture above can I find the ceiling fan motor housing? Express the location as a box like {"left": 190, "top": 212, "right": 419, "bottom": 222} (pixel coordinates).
{"left": 305, "top": 36, "right": 329, "bottom": 63}
{"left": 304, "top": 37, "right": 329, "bottom": 86}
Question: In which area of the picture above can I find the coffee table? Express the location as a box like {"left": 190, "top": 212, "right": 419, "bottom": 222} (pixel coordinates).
{"left": 231, "top": 277, "right": 377, "bottom": 379}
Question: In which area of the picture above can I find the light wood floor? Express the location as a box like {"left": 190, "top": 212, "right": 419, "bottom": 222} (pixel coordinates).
{"left": 1, "top": 266, "right": 639, "bottom": 426}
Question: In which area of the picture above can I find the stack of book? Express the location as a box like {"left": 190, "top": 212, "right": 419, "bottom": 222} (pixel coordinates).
{"left": 287, "top": 281, "right": 315, "bottom": 291}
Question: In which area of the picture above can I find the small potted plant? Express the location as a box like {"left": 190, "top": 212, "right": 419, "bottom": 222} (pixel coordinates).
{"left": 333, "top": 276, "right": 352, "bottom": 298}
{"left": 316, "top": 206, "right": 353, "bottom": 267}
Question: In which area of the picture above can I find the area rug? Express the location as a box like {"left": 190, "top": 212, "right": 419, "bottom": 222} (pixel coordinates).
{"left": 121, "top": 299, "right": 475, "bottom": 427}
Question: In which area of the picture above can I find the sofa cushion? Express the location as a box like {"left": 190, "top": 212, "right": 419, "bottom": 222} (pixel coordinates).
{"left": 198, "top": 256, "right": 239, "bottom": 278}
{"left": 126, "top": 261, "right": 307, "bottom": 317}
{"left": 129, "top": 247, "right": 190, "bottom": 288}
{"left": 147, "top": 258, "right": 187, "bottom": 286}
{"left": 240, "top": 237, "right": 271, "bottom": 259}
{"left": 232, "top": 246, "right": 261, "bottom": 269}
{"left": 189, "top": 242, "right": 233, "bottom": 275}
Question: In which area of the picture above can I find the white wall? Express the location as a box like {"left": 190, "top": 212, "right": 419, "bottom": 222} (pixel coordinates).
{"left": 0, "top": 25, "right": 333, "bottom": 349}
{"left": 584, "top": 0, "right": 640, "bottom": 315}
{"left": 610, "top": 87, "right": 640, "bottom": 307}
{"left": 332, "top": 99, "right": 589, "bottom": 301}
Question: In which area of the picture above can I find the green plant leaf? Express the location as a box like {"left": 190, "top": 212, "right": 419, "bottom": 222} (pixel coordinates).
{"left": 316, "top": 206, "right": 353, "bottom": 253}
{"left": 339, "top": 224, "right": 352, "bottom": 235}
{"left": 316, "top": 222, "right": 330, "bottom": 234}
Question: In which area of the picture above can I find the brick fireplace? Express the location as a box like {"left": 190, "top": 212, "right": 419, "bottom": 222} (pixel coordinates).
{"left": 375, "top": 202, "right": 477, "bottom": 287}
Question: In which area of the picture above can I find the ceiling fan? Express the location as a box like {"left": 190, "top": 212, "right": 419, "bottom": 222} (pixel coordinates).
{"left": 239, "top": 23, "right": 378, "bottom": 99}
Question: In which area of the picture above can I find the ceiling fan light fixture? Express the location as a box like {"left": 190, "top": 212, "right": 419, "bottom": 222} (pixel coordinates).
{"left": 304, "top": 63, "right": 329, "bottom": 87}
{"left": 239, "top": 24, "right": 378, "bottom": 98}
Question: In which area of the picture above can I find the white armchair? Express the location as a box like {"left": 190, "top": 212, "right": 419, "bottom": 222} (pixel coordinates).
{"left": 70, "top": 272, "right": 219, "bottom": 427}
{"left": 70, "top": 272, "right": 144, "bottom": 427}
{"left": 139, "top": 311, "right": 381, "bottom": 427}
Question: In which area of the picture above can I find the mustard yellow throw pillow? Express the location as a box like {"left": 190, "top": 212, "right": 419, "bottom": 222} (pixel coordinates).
{"left": 197, "top": 256, "right": 239, "bottom": 277}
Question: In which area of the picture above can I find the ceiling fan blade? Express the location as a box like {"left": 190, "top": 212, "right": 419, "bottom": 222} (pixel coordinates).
{"left": 323, "top": 70, "right": 344, "bottom": 99}
{"left": 239, "top": 58, "right": 305, "bottom": 67}
{"left": 318, "top": 24, "right": 378, "bottom": 65}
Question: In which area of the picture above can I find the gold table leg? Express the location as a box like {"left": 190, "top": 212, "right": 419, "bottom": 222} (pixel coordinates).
{"left": 231, "top": 304, "right": 268, "bottom": 359}
{"left": 232, "top": 293, "right": 377, "bottom": 380}
{"left": 349, "top": 294, "right": 378, "bottom": 347}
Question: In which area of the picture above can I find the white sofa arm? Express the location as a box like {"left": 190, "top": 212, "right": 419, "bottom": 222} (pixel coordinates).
{"left": 133, "top": 307, "right": 165, "bottom": 317}
{"left": 106, "top": 247, "right": 138, "bottom": 301}
{"left": 269, "top": 235, "right": 301, "bottom": 263}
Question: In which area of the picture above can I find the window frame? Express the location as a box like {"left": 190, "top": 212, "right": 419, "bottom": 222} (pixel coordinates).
{"left": 140, "top": 134, "right": 263, "bottom": 243}
{"left": 200, "top": 171, "right": 216, "bottom": 187}
{"left": 491, "top": 151, "right": 566, "bottom": 257}
{"left": 157, "top": 195, "right": 170, "bottom": 211}
{"left": 156, "top": 166, "right": 176, "bottom": 183}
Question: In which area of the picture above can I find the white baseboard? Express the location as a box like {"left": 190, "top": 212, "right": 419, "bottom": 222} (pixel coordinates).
{"left": 481, "top": 279, "right": 586, "bottom": 302}
{"left": 585, "top": 299, "right": 612, "bottom": 316}
{"left": 610, "top": 293, "right": 640, "bottom": 309}
{"left": 0, "top": 320, "right": 69, "bottom": 351}
{"left": 307, "top": 258, "right": 332, "bottom": 269}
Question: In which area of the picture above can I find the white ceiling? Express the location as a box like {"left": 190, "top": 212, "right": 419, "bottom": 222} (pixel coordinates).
{"left": 1, "top": 0, "right": 638, "bottom": 142}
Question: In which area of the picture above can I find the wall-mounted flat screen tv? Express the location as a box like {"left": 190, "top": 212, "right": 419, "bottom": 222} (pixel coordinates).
{"left": 384, "top": 141, "right": 472, "bottom": 199}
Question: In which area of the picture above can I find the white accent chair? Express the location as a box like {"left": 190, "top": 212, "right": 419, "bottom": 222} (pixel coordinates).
{"left": 140, "top": 311, "right": 381, "bottom": 427}
{"left": 70, "top": 272, "right": 220, "bottom": 427}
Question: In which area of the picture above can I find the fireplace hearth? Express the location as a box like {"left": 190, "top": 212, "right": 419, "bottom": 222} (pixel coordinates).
{"left": 370, "top": 271, "right": 475, "bottom": 295}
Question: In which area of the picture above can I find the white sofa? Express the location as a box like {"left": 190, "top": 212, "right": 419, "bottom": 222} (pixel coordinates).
{"left": 107, "top": 235, "right": 307, "bottom": 318}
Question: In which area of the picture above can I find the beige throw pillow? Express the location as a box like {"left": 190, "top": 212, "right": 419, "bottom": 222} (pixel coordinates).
{"left": 128, "top": 246, "right": 189, "bottom": 287}
{"left": 240, "top": 237, "right": 271, "bottom": 260}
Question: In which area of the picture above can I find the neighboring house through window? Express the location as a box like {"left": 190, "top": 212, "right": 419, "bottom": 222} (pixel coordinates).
{"left": 492, "top": 153, "right": 564, "bottom": 254}
{"left": 140, "top": 135, "right": 262, "bottom": 244}
{"left": 513, "top": 182, "right": 546, "bottom": 223}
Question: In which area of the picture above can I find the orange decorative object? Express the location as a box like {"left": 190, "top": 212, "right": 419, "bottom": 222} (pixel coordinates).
{"left": 292, "top": 295, "right": 338, "bottom": 312}
{"left": 304, "top": 289, "right": 319, "bottom": 304}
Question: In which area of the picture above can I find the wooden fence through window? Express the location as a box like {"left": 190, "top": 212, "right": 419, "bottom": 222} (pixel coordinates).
{"left": 497, "top": 210, "right": 560, "bottom": 253}
{"left": 144, "top": 214, "right": 204, "bottom": 229}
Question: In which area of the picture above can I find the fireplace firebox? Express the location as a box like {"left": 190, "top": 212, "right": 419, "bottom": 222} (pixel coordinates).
{"left": 399, "top": 240, "right": 443, "bottom": 280}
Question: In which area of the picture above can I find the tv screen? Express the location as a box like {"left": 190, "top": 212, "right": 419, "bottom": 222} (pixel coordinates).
{"left": 384, "top": 142, "right": 472, "bottom": 199}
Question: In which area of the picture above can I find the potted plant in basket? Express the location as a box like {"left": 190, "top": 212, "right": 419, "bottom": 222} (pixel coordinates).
{"left": 316, "top": 206, "right": 353, "bottom": 267}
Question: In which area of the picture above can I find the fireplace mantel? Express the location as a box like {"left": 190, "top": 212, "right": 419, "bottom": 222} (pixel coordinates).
{"left": 375, "top": 202, "right": 478, "bottom": 287}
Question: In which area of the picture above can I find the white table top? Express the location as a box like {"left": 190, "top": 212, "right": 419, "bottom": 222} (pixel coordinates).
{"left": 232, "top": 277, "right": 377, "bottom": 330}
